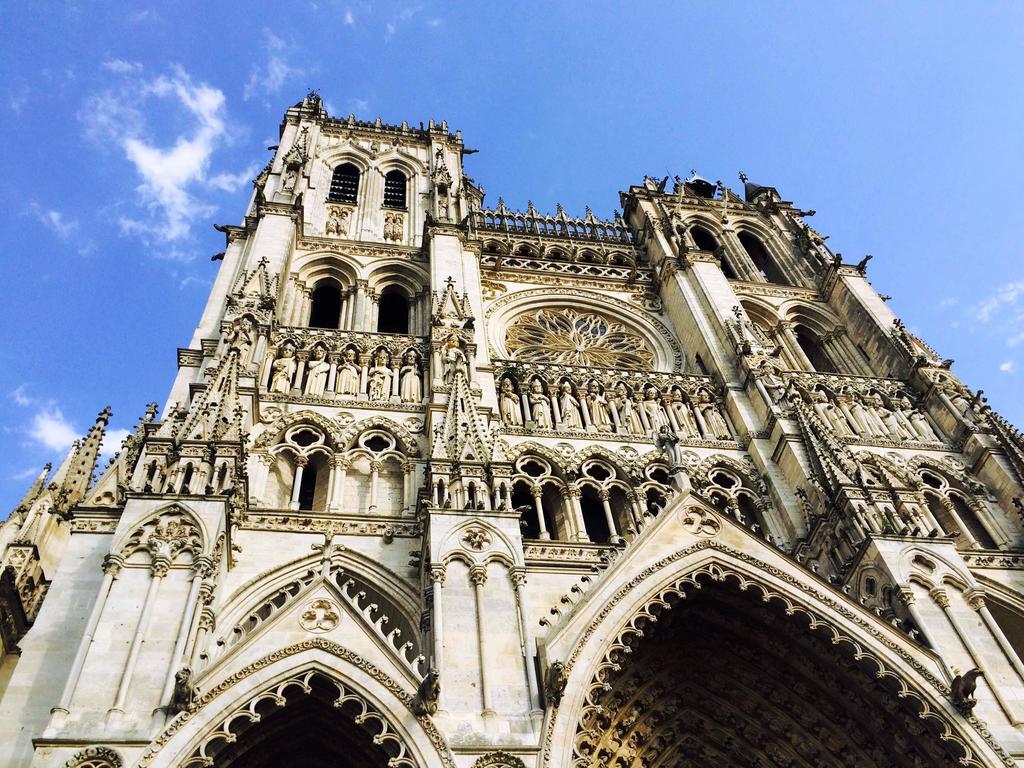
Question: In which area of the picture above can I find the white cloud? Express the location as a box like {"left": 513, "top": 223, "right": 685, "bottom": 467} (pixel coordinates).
{"left": 426, "top": 17, "right": 442, "bottom": 27}
{"left": 83, "top": 66, "right": 229, "bottom": 243}
{"left": 208, "top": 163, "right": 259, "bottom": 192}
{"left": 976, "top": 281, "right": 1024, "bottom": 322}
{"left": 384, "top": 21, "right": 397, "bottom": 40}
{"left": 30, "top": 203, "right": 80, "bottom": 239}
{"left": 10, "top": 384, "right": 33, "bottom": 407}
{"left": 975, "top": 280, "right": 1024, "bottom": 348}
{"left": 244, "top": 30, "right": 304, "bottom": 102}
{"left": 100, "top": 428, "right": 131, "bottom": 458}
{"left": 30, "top": 406, "right": 78, "bottom": 453}
{"left": 344, "top": 9, "right": 355, "bottom": 25}
{"left": 9, "top": 82, "right": 30, "bottom": 114}
{"left": 102, "top": 59, "right": 143, "bottom": 74}
{"left": 348, "top": 97, "right": 370, "bottom": 114}
{"left": 1000, "top": 360, "right": 1015, "bottom": 373}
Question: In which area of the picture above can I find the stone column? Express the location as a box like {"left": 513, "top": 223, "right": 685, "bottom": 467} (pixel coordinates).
{"left": 966, "top": 589, "right": 1024, "bottom": 688}
{"left": 430, "top": 565, "right": 446, "bottom": 713}
{"left": 110, "top": 557, "right": 167, "bottom": 717}
{"left": 50, "top": 554, "right": 123, "bottom": 727}
{"left": 367, "top": 460, "right": 382, "bottom": 514}
{"left": 598, "top": 489, "right": 620, "bottom": 543}
{"left": 157, "top": 555, "right": 213, "bottom": 712}
{"left": 531, "top": 485, "right": 550, "bottom": 540}
{"left": 470, "top": 564, "right": 495, "bottom": 717}
{"left": 511, "top": 568, "right": 542, "bottom": 715}
{"left": 290, "top": 456, "right": 308, "bottom": 510}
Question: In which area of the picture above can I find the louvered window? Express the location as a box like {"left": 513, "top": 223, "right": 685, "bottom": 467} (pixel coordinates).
{"left": 329, "top": 163, "right": 359, "bottom": 203}
{"left": 383, "top": 170, "right": 407, "bottom": 209}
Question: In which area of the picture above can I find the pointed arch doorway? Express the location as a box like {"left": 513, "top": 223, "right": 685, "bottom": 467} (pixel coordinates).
{"left": 568, "top": 574, "right": 986, "bottom": 767}
{"left": 199, "top": 672, "right": 396, "bottom": 767}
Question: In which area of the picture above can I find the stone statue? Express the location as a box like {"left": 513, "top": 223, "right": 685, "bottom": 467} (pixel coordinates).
{"left": 168, "top": 667, "right": 196, "bottom": 714}
{"left": 282, "top": 166, "right": 298, "bottom": 193}
{"left": 412, "top": 667, "right": 440, "bottom": 716}
{"left": 907, "top": 407, "right": 940, "bottom": 442}
{"left": 811, "top": 389, "right": 853, "bottom": 437}
{"left": 859, "top": 392, "right": 891, "bottom": 438}
{"left": 529, "top": 379, "right": 553, "bottom": 428}
{"left": 336, "top": 348, "right": 360, "bottom": 397}
{"left": 500, "top": 378, "right": 523, "bottom": 427}
{"left": 544, "top": 661, "right": 568, "bottom": 705}
{"left": 669, "top": 389, "right": 700, "bottom": 438}
{"left": 399, "top": 352, "right": 422, "bottom": 403}
{"left": 270, "top": 343, "right": 297, "bottom": 394}
{"left": 618, "top": 386, "right": 645, "bottom": 435}
{"left": 656, "top": 424, "right": 682, "bottom": 465}
{"left": 304, "top": 346, "right": 330, "bottom": 396}
{"left": 642, "top": 387, "right": 670, "bottom": 432}
{"left": 696, "top": 389, "right": 731, "bottom": 440}
{"left": 442, "top": 334, "right": 468, "bottom": 383}
{"left": 559, "top": 382, "right": 583, "bottom": 430}
{"left": 227, "top": 315, "right": 256, "bottom": 367}
{"left": 368, "top": 350, "right": 392, "bottom": 401}
{"left": 325, "top": 206, "right": 349, "bottom": 236}
{"left": 587, "top": 381, "right": 613, "bottom": 433}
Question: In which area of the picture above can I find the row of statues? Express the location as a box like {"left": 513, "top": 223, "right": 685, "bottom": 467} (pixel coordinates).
{"left": 499, "top": 378, "right": 733, "bottom": 441}
{"left": 269, "top": 343, "right": 423, "bottom": 403}
{"left": 801, "top": 386, "right": 940, "bottom": 443}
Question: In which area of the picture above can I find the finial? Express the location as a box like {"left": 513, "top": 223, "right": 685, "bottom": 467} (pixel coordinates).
{"left": 738, "top": 171, "right": 748, "bottom": 183}
{"left": 97, "top": 406, "right": 112, "bottom": 425}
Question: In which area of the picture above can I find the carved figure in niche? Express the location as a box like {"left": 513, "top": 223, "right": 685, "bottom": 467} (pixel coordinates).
{"left": 878, "top": 397, "right": 912, "bottom": 440}
{"left": 642, "top": 387, "right": 670, "bottom": 432}
{"left": 528, "top": 379, "right": 553, "bottom": 428}
{"left": 270, "top": 342, "right": 297, "bottom": 394}
{"left": 695, "top": 389, "right": 731, "bottom": 439}
{"left": 325, "top": 206, "right": 349, "bottom": 236}
{"left": 399, "top": 351, "right": 422, "bottom": 403}
{"left": 336, "top": 348, "right": 360, "bottom": 397}
{"left": 860, "top": 391, "right": 892, "bottom": 438}
{"left": 906, "top": 405, "right": 940, "bottom": 442}
{"left": 227, "top": 315, "right": 257, "bottom": 367}
{"left": 304, "top": 346, "right": 330, "bottom": 396}
{"left": 614, "top": 384, "right": 644, "bottom": 435}
{"left": 368, "top": 350, "right": 392, "bottom": 401}
{"left": 500, "top": 378, "right": 523, "bottom": 427}
{"left": 442, "top": 334, "right": 468, "bottom": 383}
{"left": 811, "top": 389, "right": 853, "bottom": 437}
{"left": 946, "top": 386, "right": 978, "bottom": 425}
{"left": 559, "top": 382, "right": 583, "bottom": 430}
{"left": 282, "top": 166, "right": 298, "bottom": 193}
{"left": 587, "top": 381, "right": 613, "bottom": 432}
{"left": 383, "top": 212, "right": 403, "bottom": 242}
{"left": 669, "top": 389, "right": 700, "bottom": 438}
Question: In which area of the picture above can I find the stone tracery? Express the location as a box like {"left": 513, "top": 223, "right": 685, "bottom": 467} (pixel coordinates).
{"left": 506, "top": 307, "right": 655, "bottom": 371}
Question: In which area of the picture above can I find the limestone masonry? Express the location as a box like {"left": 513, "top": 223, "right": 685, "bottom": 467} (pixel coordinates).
{"left": 4, "top": 91, "right": 1024, "bottom": 767}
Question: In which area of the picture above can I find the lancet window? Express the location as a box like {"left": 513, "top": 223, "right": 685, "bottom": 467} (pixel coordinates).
{"left": 739, "top": 231, "right": 788, "bottom": 284}
{"left": 382, "top": 169, "right": 407, "bottom": 209}
{"left": 328, "top": 162, "right": 360, "bottom": 204}
{"left": 376, "top": 287, "right": 410, "bottom": 334}
{"left": 308, "top": 280, "right": 343, "bottom": 329}
{"left": 699, "top": 464, "right": 774, "bottom": 542}
{"left": 919, "top": 469, "right": 998, "bottom": 550}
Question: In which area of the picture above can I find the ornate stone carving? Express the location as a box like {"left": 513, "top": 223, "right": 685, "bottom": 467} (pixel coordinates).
{"left": 299, "top": 598, "right": 341, "bottom": 632}
{"left": 506, "top": 307, "right": 655, "bottom": 370}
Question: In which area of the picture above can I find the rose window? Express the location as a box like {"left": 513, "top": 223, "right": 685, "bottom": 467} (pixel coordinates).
{"left": 505, "top": 308, "right": 655, "bottom": 370}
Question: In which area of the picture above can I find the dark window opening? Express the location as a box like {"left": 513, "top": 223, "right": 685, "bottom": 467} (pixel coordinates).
{"left": 309, "top": 283, "right": 343, "bottom": 329}
{"left": 695, "top": 354, "right": 710, "bottom": 375}
{"left": 739, "top": 232, "right": 787, "bottom": 284}
{"left": 298, "top": 462, "right": 318, "bottom": 511}
{"left": 329, "top": 163, "right": 360, "bottom": 203}
{"left": 513, "top": 485, "right": 539, "bottom": 538}
{"left": 377, "top": 289, "right": 410, "bottom": 334}
{"left": 795, "top": 325, "right": 837, "bottom": 373}
{"left": 383, "top": 170, "right": 407, "bottom": 209}
{"left": 581, "top": 489, "right": 612, "bottom": 543}
{"left": 690, "top": 226, "right": 718, "bottom": 252}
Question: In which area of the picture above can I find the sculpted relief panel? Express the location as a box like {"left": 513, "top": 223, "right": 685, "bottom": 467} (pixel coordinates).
{"left": 505, "top": 308, "right": 655, "bottom": 371}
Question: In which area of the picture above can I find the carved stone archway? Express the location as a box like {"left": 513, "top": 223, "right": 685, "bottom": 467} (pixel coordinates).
{"left": 540, "top": 534, "right": 1012, "bottom": 768}
{"left": 140, "top": 640, "right": 455, "bottom": 768}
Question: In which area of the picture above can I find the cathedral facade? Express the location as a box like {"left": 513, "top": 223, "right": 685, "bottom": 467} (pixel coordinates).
{"left": 3, "top": 91, "right": 1024, "bottom": 767}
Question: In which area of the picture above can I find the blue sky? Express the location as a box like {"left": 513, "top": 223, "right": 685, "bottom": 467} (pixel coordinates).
{"left": 1, "top": 2, "right": 1022, "bottom": 513}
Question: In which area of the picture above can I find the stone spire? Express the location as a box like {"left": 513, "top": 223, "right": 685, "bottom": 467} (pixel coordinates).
{"left": 11, "top": 463, "right": 51, "bottom": 517}
{"left": 53, "top": 407, "right": 110, "bottom": 512}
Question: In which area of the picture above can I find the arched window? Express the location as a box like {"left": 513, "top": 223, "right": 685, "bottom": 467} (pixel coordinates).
{"left": 297, "top": 455, "right": 329, "bottom": 511}
{"left": 309, "top": 282, "right": 343, "bottom": 329}
{"left": 690, "top": 226, "right": 718, "bottom": 252}
{"left": 383, "top": 170, "right": 407, "bottom": 209}
{"left": 580, "top": 488, "right": 612, "bottom": 543}
{"left": 950, "top": 493, "right": 996, "bottom": 549}
{"left": 795, "top": 325, "right": 837, "bottom": 373}
{"left": 377, "top": 287, "right": 410, "bottom": 334}
{"left": 739, "top": 232, "right": 787, "bottom": 284}
{"left": 329, "top": 163, "right": 360, "bottom": 204}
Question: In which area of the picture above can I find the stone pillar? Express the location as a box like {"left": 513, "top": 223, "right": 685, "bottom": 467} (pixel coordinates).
{"left": 531, "top": 485, "right": 550, "bottom": 540}
{"left": 290, "top": 456, "right": 308, "bottom": 510}
{"left": 157, "top": 555, "right": 213, "bottom": 712}
{"left": 511, "top": 568, "right": 542, "bottom": 715}
{"left": 470, "top": 564, "right": 495, "bottom": 717}
{"left": 110, "top": 557, "right": 167, "bottom": 717}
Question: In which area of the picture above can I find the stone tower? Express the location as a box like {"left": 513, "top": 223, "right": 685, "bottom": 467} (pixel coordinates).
{"left": 3, "top": 91, "right": 1024, "bottom": 767}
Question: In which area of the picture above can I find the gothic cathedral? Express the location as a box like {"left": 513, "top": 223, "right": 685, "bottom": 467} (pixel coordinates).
{"left": 4, "top": 91, "right": 1024, "bottom": 768}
